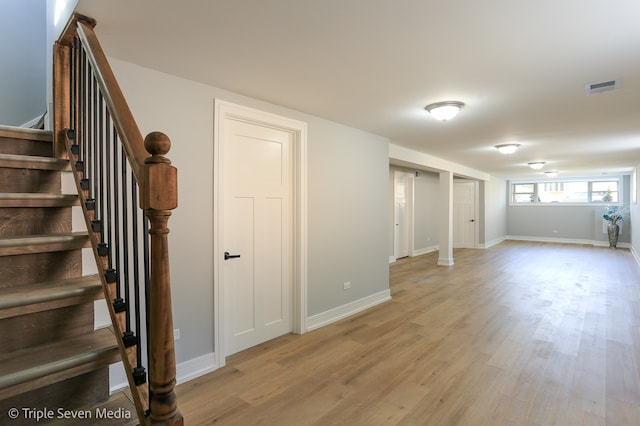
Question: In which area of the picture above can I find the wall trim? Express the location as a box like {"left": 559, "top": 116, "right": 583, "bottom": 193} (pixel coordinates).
{"left": 507, "top": 235, "right": 631, "bottom": 248}
{"left": 306, "top": 289, "right": 391, "bottom": 332}
{"left": 110, "top": 352, "right": 218, "bottom": 394}
{"left": 479, "top": 236, "right": 507, "bottom": 249}
{"left": 412, "top": 245, "right": 438, "bottom": 257}
{"left": 389, "top": 255, "right": 396, "bottom": 264}
{"left": 631, "top": 245, "right": 640, "bottom": 266}
{"left": 175, "top": 352, "right": 218, "bottom": 384}
{"left": 437, "top": 257, "right": 455, "bottom": 266}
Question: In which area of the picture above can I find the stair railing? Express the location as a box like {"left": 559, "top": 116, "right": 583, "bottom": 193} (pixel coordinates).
{"left": 53, "top": 14, "right": 182, "bottom": 426}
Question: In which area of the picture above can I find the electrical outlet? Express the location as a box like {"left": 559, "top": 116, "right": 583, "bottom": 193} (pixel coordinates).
{"left": 174, "top": 328, "right": 180, "bottom": 340}
{"left": 343, "top": 281, "right": 351, "bottom": 290}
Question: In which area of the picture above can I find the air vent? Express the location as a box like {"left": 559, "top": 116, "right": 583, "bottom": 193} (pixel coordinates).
{"left": 585, "top": 79, "right": 619, "bottom": 95}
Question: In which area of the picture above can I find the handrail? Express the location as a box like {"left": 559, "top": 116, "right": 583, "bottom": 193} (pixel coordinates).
{"left": 54, "top": 13, "right": 182, "bottom": 426}
{"left": 75, "top": 21, "right": 149, "bottom": 184}
{"left": 56, "top": 13, "right": 148, "bottom": 185}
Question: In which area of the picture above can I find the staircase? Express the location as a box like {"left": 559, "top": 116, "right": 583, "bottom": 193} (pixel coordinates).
{"left": 0, "top": 125, "right": 124, "bottom": 421}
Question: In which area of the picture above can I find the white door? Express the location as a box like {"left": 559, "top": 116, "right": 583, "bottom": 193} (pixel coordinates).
{"left": 453, "top": 181, "right": 477, "bottom": 248}
{"left": 222, "top": 117, "right": 292, "bottom": 355}
{"left": 394, "top": 172, "right": 412, "bottom": 259}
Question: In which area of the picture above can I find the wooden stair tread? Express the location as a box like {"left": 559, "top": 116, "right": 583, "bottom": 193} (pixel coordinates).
{"left": 0, "top": 232, "right": 91, "bottom": 256}
{"left": 0, "top": 192, "right": 79, "bottom": 207}
{"left": 0, "top": 275, "right": 102, "bottom": 318}
{"left": 0, "top": 328, "right": 119, "bottom": 399}
{"left": 0, "top": 153, "right": 69, "bottom": 170}
{"left": 0, "top": 125, "right": 52, "bottom": 142}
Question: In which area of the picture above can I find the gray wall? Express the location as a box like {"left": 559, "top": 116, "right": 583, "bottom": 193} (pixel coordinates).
{"left": 481, "top": 177, "right": 508, "bottom": 246}
{"left": 631, "top": 168, "right": 639, "bottom": 258}
{"left": 414, "top": 172, "right": 440, "bottom": 251}
{"left": 1, "top": 0, "right": 46, "bottom": 126}
{"left": 108, "top": 58, "right": 390, "bottom": 363}
{"left": 507, "top": 175, "right": 631, "bottom": 244}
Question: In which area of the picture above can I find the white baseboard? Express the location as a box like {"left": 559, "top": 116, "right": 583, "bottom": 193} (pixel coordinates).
{"left": 631, "top": 246, "right": 640, "bottom": 266}
{"left": 507, "top": 235, "right": 631, "bottom": 248}
{"left": 412, "top": 245, "right": 438, "bottom": 257}
{"left": 175, "top": 352, "right": 218, "bottom": 384}
{"left": 389, "top": 255, "right": 396, "bottom": 264}
{"left": 19, "top": 114, "right": 44, "bottom": 128}
{"left": 479, "top": 236, "right": 506, "bottom": 249}
{"left": 437, "top": 257, "right": 454, "bottom": 266}
{"left": 306, "top": 289, "right": 391, "bottom": 332}
{"left": 110, "top": 352, "right": 218, "bottom": 394}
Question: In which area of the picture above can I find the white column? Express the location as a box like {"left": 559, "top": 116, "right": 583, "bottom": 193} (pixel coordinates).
{"left": 438, "top": 171, "right": 454, "bottom": 266}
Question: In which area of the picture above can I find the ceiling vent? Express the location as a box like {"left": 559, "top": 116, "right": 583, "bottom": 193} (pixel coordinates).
{"left": 585, "top": 79, "right": 619, "bottom": 95}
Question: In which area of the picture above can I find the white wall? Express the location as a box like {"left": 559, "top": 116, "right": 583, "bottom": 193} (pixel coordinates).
{"left": 1, "top": 0, "right": 47, "bottom": 126}
{"left": 108, "top": 58, "right": 390, "bottom": 364}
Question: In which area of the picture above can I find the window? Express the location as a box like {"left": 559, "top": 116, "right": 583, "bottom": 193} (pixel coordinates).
{"left": 511, "top": 178, "right": 621, "bottom": 205}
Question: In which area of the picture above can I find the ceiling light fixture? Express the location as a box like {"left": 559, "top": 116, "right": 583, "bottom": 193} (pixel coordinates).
{"left": 495, "top": 144, "right": 520, "bottom": 154}
{"left": 545, "top": 171, "right": 559, "bottom": 177}
{"left": 425, "top": 101, "right": 465, "bottom": 121}
{"left": 528, "top": 162, "right": 546, "bottom": 169}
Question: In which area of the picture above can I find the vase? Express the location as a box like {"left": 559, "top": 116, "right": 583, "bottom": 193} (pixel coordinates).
{"left": 607, "top": 223, "right": 619, "bottom": 248}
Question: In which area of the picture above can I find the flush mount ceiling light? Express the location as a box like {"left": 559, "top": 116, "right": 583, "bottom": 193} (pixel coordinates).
{"left": 425, "top": 101, "right": 465, "bottom": 121}
{"left": 528, "top": 162, "right": 546, "bottom": 170}
{"left": 545, "top": 171, "right": 559, "bottom": 177}
{"left": 495, "top": 144, "right": 520, "bottom": 154}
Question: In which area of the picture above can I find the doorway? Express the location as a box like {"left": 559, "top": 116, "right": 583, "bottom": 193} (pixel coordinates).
{"left": 453, "top": 180, "right": 478, "bottom": 248}
{"left": 393, "top": 171, "right": 414, "bottom": 260}
{"left": 214, "top": 100, "right": 307, "bottom": 365}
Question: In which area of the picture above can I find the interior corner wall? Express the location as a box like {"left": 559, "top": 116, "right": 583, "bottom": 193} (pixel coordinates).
{"left": 1, "top": 0, "right": 47, "bottom": 126}
{"left": 482, "top": 177, "right": 507, "bottom": 246}
{"left": 631, "top": 166, "right": 640, "bottom": 261}
{"left": 107, "top": 58, "right": 390, "bottom": 365}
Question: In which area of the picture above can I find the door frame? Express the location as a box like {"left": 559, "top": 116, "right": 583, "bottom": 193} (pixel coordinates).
{"left": 393, "top": 170, "right": 414, "bottom": 260}
{"left": 213, "top": 99, "right": 308, "bottom": 367}
{"left": 453, "top": 180, "right": 479, "bottom": 248}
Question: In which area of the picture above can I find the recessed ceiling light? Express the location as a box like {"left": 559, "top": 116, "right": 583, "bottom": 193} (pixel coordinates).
{"left": 495, "top": 144, "right": 520, "bottom": 154}
{"left": 528, "top": 162, "right": 546, "bottom": 169}
{"left": 424, "top": 101, "right": 465, "bottom": 121}
{"left": 545, "top": 171, "right": 559, "bottom": 177}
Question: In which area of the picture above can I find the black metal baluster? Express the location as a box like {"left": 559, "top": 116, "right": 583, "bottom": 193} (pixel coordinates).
{"left": 122, "top": 146, "right": 135, "bottom": 348}
{"left": 113, "top": 134, "right": 124, "bottom": 312}
{"left": 105, "top": 116, "right": 114, "bottom": 272}
{"left": 70, "top": 37, "right": 76, "bottom": 132}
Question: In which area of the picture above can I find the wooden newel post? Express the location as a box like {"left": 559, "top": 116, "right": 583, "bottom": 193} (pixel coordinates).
{"left": 142, "top": 132, "right": 183, "bottom": 425}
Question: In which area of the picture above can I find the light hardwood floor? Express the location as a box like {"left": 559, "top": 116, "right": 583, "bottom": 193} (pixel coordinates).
{"left": 176, "top": 241, "right": 640, "bottom": 425}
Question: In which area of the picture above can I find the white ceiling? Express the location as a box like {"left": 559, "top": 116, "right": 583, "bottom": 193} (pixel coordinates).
{"left": 76, "top": 0, "right": 640, "bottom": 179}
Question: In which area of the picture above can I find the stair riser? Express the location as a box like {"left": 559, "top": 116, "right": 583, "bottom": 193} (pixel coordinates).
{"left": 0, "top": 369, "right": 110, "bottom": 415}
{"left": 0, "top": 207, "right": 71, "bottom": 237}
{"left": 0, "top": 168, "right": 61, "bottom": 193}
{"left": 0, "top": 303, "right": 94, "bottom": 354}
{"left": 0, "top": 137, "right": 52, "bottom": 157}
{"left": 0, "top": 251, "right": 82, "bottom": 289}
